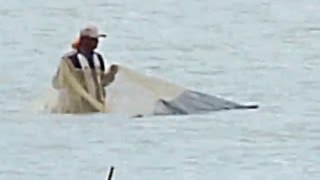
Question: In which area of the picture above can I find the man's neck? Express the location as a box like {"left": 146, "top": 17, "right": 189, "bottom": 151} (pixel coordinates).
{"left": 78, "top": 47, "right": 93, "bottom": 56}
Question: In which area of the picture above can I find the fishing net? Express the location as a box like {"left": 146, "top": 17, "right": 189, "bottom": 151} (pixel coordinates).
{"left": 43, "top": 63, "right": 258, "bottom": 117}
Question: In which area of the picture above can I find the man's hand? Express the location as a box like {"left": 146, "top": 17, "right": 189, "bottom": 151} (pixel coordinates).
{"left": 109, "top": 64, "right": 118, "bottom": 74}
{"left": 102, "top": 64, "right": 119, "bottom": 87}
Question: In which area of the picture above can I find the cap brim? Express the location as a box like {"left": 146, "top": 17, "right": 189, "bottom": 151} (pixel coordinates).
{"left": 98, "top": 34, "right": 107, "bottom": 38}
{"left": 80, "top": 34, "right": 107, "bottom": 39}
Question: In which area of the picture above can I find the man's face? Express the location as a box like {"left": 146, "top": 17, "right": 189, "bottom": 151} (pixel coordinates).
{"left": 81, "top": 36, "right": 99, "bottom": 50}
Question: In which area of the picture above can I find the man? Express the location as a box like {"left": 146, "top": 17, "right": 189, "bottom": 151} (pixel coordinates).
{"left": 51, "top": 25, "right": 118, "bottom": 113}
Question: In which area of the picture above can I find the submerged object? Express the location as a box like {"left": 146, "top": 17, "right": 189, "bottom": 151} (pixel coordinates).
{"left": 44, "top": 64, "right": 258, "bottom": 117}
{"left": 153, "top": 91, "right": 258, "bottom": 116}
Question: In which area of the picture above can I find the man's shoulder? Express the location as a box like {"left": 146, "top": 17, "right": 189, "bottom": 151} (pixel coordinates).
{"left": 93, "top": 51, "right": 106, "bottom": 70}
{"left": 62, "top": 49, "right": 78, "bottom": 59}
{"left": 60, "top": 50, "right": 79, "bottom": 68}
{"left": 94, "top": 51, "right": 104, "bottom": 59}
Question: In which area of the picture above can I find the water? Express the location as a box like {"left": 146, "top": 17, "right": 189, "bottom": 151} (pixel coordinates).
{"left": 1, "top": 0, "right": 320, "bottom": 179}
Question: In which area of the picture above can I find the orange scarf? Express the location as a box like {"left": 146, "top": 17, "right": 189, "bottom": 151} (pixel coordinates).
{"left": 71, "top": 37, "right": 80, "bottom": 49}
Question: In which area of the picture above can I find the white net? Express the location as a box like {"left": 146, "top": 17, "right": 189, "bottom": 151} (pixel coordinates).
{"left": 42, "top": 64, "right": 257, "bottom": 117}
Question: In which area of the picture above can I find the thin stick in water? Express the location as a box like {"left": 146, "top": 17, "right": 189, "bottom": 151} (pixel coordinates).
{"left": 106, "top": 166, "right": 115, "bottom": 180}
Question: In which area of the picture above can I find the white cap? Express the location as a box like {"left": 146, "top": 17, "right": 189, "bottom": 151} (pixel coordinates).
{"left": 79, "top": 25, "right": 107, "bottom": 38}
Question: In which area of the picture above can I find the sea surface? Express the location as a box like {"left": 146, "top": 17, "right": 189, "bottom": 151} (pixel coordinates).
{"left": 1, "top": 0, "right": 320, "bottom": 179}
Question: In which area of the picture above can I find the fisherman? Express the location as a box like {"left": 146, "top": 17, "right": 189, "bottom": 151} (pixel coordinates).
{"left": 51, "top": 25, "right": 118, "bottom": 113}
